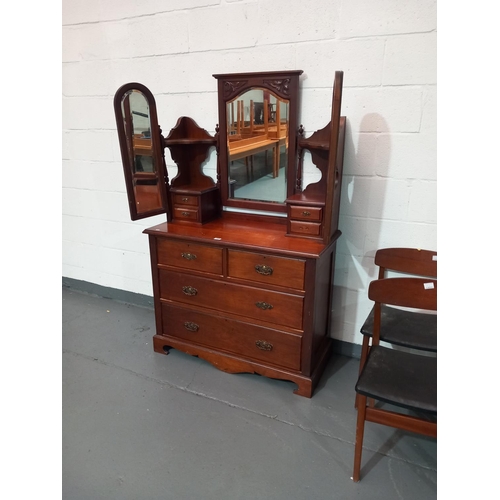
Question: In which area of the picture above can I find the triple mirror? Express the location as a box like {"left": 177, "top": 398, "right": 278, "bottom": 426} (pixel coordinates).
{"left": 114, "top": 71, "right": 308, "bottom": 220}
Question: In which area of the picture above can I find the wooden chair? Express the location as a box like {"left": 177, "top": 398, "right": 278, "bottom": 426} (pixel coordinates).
{"left": 358, "top": 248, "right": 437, "bottom": 374}
{"left": 352, "top": 277, "right": 437, "bottom": 482}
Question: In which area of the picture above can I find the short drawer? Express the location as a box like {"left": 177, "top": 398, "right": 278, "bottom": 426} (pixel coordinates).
{"left": 161, "top": 303, "right": 301, "bottom": 371}
{"left": 159, "top": 269, "right": 304, "bottom": 330}
{"left": 228, "top": 250, "right": 305, "bottom": 290}
{"left": 289, "top": 205, "right": 323, "bottom": 222}
{"left": 174, "top": 207, "right": 199, "bottom": 221}
{"left": 173, "top": 194, "right": 199, "bottom": 206}
{"left": 289, "top": 220, "right": 321, "bottom": 236}
{"left": 157, "top": 239, "right": 223, "bottom": 275}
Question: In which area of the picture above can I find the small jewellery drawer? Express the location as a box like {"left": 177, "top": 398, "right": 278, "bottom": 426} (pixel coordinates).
{"left": 289, "top": 220, "right": 321, "bottom": 236}
{"left": 161, "top": 303, "right": 301, "bottom": 370}
{"left": 157, "top": 239, "right": 223, "bottom": 275}
{"left": 173, "top": 194, "right": 199, "bottom": 206}
{"left": 227, "top": 250, "right": 305, "bottom": 290}
{"left": 289, "top": 205, "right": 323, "bottom": 222}
{"left": 159, "top": 269, "right": 304, "bottom": 330}
{"left": 174, "top": 207, "right": 198, "bottom": 221}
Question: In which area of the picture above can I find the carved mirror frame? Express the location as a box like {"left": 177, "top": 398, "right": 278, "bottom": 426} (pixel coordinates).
{"left": 213, "top": 70, "right": 303, "bottom": 214}
{"left": 113, "top": 82, "right": 169, "bottom": 220}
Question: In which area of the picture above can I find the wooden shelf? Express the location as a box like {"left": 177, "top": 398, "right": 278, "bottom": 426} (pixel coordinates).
{"left": 298, "top": 139, "right": 330, "bottom": 151}
{"left": 165, "top": 138, "right": 216, "bottom": 146}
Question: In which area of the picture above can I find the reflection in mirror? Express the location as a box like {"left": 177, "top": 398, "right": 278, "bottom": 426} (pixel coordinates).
{"left": 226, "top": 88, "right": 289, "bottom": 203}
{"left": 120, "top": 90, "right": 162, "bottom": 214}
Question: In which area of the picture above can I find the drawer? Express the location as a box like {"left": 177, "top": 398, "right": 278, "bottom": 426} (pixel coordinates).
{"left": 159, "top": 269, "right": 304, "bottom": 330}
{"left": 157, "top": 239, "right": 223, "bottom": 275}
{"left": 289, "top": 205, "right": 323, "bottom": 222}
{"left": 173, "top": 194, "right": 199, "bottom": 207}
{"left": 161, "top": 303, "right": 301, "bottom": 371}
{"left": 289, "top": 220, "right": 321, "bottom": 236}
{"left": 174, "top": 207, "right": 199, "bottom": 221}
{"left": 228, "top": 250, "right": 305, "bottom": 290}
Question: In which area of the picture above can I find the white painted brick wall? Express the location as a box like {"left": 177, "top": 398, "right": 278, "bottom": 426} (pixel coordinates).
{"left": 62, "top": 0, "right": 437, "bottom": 346}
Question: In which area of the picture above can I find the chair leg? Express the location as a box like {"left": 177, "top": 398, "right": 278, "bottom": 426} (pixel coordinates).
{"left": 353, "top": 394, "right": 367, "bottom": 482}
{"left": 359, "top": 336, "right": 376, "bottom": 408}
{"left": 359, "top": 335, "right": 369, "bottom": 375}
{"left": 355, "top": 336, "right": 370, "bottom": 409}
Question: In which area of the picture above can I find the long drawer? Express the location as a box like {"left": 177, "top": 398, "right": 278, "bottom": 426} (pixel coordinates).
{"left": 159, "top": 269, "right": 304, "bottom": 330}
{"left": 161, "top": 303, "right": 301, "bottom": 370}
{"left": 227, "top": 249, "right": 305, "bottom": 290}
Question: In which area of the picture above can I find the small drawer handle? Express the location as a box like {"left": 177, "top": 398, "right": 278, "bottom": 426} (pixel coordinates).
{"left": 181, "top": 197, "right": 189, "bottom": 202}
{"left": 182, "top": 286, "right": 198, "bottom": 296}
{"left": 184, "top": 321, "right": 199, "bottom": 332}
{"left": 302, "top": 211, "right": 311, "bottom": 216}
{"left": 255, "top": 340, "right": 273, "bottom": 351}
{"left": 255, "top": 264, "right": 273, "bottom": 276}
{"left": 181, "top": 211, "right": 191, "bottom": 217}
{"left": 181, "top": 252, "right": 197, "bottom": 260}
{"left": 256, "top": 301, "right": 273, "bottom": 310}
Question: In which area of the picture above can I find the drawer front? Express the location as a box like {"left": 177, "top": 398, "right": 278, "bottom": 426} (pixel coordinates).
{"left": 157, "top": 239, "right": 223, "bottom": 275}
{"left": 174, "top": 207, "right": 199, "bottom": 221}
{"left": 289, "top": 205, "right": 323, "bottom": 222}
{"left": 161, "top": 303, "right": 301, "bottom": 371}
{"left": 159, "top": 269, "right": 304, "bottom": 330}
{"left": 289, "top": 220, "right": 321, "bottom": 236}
{"left": 228, "top": 250, "right": 305, "bottom": 290}
{"left": 173, "top": 194, "right": 199, "bottom": 206}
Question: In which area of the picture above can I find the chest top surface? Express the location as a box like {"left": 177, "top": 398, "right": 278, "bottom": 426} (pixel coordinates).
{"left": 144, "top": 213, "right": 339, "bottom": 258}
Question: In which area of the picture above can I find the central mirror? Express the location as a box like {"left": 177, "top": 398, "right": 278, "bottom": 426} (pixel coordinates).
{"left": 214, "top": 71, "right": 303, "bottom": 213}
{"left": 227, "top": 89, "right": 289, "bottom": 203}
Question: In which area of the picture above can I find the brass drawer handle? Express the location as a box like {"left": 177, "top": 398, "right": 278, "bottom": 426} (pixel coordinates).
{"left": 255, "top": 264, "right": 273, "bottom": 276}
{"left": 181, "top": 197, "right": 189, "bottom": 202}
{"left": 184, "top": 321, "right": 199, "bottom": 332}
{"left": 255, "top": 340, "right": 273, "bottom": 351}
{"left": 181, "top": 211, "right": 191, "bottom": 217}
{"left": 256, "top": 301, "right": 273, "bottom": 310}
{"left": 182, "top": 286, "right": 198, "bottom": 296}
{"left": 181, "top": 252, "right": 197, "bottom": 260}
{"left": 302, "top": 211, "right": 311, "bottom": 216}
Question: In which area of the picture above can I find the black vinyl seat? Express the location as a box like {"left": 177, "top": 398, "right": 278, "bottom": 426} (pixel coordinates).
{"left": 355, "top": 345, "right": 437, "bottom": 413}
{"left": 360, "top": 305, "right": 437, "bottom": 352}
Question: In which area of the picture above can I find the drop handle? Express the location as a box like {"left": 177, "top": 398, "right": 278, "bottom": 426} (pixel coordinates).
{"left": 184, "top": 322, "right": 199, "bottom": 332}
{"left": 255, "top": 264, "right": 273, "bottom": 276}
{"left": 181, "top": 252, "right": 197, "bottom": 260}
{"left": 255, "top": 301, "right": 273, "bottom": 310}
{"left": 255, "top": 340, "right": 273, "bottom": 351}
{"left": 182, "top": 286, "right": 198, "bottom": 296}
{"left": 302, "top": 211, "right": 311, "bottom": 216}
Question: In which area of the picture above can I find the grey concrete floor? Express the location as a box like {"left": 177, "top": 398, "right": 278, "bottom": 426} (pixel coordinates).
{"left": 62, "top": 287, "right": 437, "bottom": 500}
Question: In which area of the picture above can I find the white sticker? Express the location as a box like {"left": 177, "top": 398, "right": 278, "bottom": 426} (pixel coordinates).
{"left": 424, "top": 282, "right": 435, "bottom": 289}
{"left": 432, "top": 255, "right": 437, "bottom": 261}
{"left": 214, "top": 237, "right": 221, "bottom": 240}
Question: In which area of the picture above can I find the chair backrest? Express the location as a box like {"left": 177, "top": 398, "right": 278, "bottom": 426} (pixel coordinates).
{"left": 375, "top": 248, "right": 437, "bottom": 279}
{"left": 368, "top": 277, "right": 437, "bottom": 346}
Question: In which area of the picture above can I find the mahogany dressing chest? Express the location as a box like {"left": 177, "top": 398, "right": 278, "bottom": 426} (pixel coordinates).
{"left": 113, "top": 71, "right": 346, "bottom": 397}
